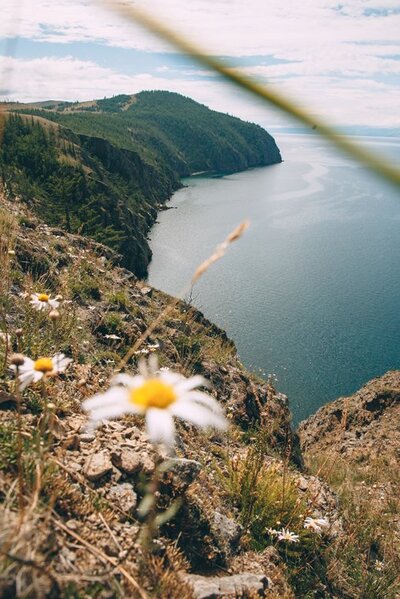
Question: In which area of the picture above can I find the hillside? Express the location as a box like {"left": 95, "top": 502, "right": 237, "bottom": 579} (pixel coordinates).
{"left": 1, "top": 187, "right": 399, "bottom": 598}
{"left": 0, "top": 189, "right": 338, "bottom": 599}
{"left": 0, "top": 92, "right": 281, "bottom": 278}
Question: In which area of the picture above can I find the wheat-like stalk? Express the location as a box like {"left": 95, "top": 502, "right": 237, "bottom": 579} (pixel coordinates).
{"left": 98, "top": 0, "right": 400, "bottom": 189}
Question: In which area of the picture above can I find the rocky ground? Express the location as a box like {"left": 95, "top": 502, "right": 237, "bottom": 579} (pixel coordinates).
{"left": 299, "top": 372, "right": 400, "bottom": 598}
{"left": 0, "top": 189, "right": 399, "bottom": 598}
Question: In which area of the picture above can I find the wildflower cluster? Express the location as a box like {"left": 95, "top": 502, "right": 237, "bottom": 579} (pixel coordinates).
{"left": 267, "top": 516, "right": 330, "bottom": 544}
{"left": 11, "top": 292, "right": 228, "bottom": 451}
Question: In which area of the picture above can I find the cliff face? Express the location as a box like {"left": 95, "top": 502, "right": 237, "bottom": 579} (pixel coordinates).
{"left": 299, "top": 370, "right": 400, "bottom": 460}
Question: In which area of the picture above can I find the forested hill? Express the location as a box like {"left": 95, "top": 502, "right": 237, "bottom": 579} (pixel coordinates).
{"left": 0, "top": 91, "right": 281, "bottom": 276}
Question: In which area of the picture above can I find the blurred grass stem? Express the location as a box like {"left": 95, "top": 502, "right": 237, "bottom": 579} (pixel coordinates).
{"left": 99, "top": 0, "right": 400, "bottom": 189}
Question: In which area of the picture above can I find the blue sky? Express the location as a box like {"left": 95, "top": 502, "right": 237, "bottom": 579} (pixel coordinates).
{"left": 1, "top": 0, "right": 399, "bottom": 133}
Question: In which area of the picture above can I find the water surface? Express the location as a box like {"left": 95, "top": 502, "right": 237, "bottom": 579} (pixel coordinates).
{"left": 148, "top": 134, "right": 400, "bottom": 423}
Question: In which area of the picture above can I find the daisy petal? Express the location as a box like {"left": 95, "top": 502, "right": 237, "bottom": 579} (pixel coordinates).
{"left": 183, "top": 390, "right": 224, "bottom": 414}
{"left": 19, "top": 372, "right": 37, "bottom": 391}
{"left": 173, "top": 375, "right": 208, "bottom": 395}
{"left": 138, "top": 358, "right": 149, "bottom": 377}
{"left": 83, "top": 388, "right": 130, "bottom": 410}
{"left": 158, "top": 371, "right": 183, "bottom": 386}
{"left": 172, "top": 400, "right": 227, "bottom": 430}
{"left": 111, "top": 373, "right": 145, "bottom": 388}
{"left": 85, "top": 400, "right": 138, "bottom": 423}
{"left": 146, "top": 408, "right": 175, "bottom": 447}
{"left": 148, "top": 353, "right": 159, "bottom": 375}
{"left": 18, "top": 358, "right": 35, "bottom": 372}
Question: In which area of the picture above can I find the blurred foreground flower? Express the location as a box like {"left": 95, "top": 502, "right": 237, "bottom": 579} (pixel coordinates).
{"left": 303, "top": 516, "right": 329, "bottom": 534}
{"left": 83, "top": 355, "right": 227, "bottom": 447}
{"left": 11, "top": 353, "right": 71, "bottom": 390}
{"left": 30, "top": 293, "right": 60, "bottom": 311}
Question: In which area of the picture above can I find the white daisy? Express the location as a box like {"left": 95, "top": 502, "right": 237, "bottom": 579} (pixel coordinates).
{"left": 303, "top": 517, "right": 330, "bottom": 534}
{"left": 374, "top": 560, "right": 385, "bottom": 572}
{"left": 83, "top": 355, "right": 227, "bottom": 448}
{"left": 30, "top": 293, "right": 60, "bottom": 311}
{"left": 277, "top": 528, "right": 300, "bottom": 543}
{"left": 11, "top": 353, "right": 72, "bottom": 390}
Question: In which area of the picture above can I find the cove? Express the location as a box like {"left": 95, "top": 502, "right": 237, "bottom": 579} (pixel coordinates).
{"left": 148, "top": 134, "right": 400, "bottom": 423}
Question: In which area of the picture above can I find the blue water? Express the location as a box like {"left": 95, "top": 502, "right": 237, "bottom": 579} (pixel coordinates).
{"left": 148, "top": 134, "right": 400, "bottom": 423}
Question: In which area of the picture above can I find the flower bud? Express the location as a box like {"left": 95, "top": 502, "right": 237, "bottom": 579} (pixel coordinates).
{"left": 49, "top": 310, "right": 60, "bottom": 321}
{"left": 10, "top": 353, "right": 25, "bottom": 367}
{"left": 15, "top": 328, "right": 23, "bottom": 338}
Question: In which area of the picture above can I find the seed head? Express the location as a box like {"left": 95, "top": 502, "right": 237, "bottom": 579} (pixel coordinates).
{"left": 10, "top": 353, "right": 25, "bottom": 367}
{"left": 49, "top": 309, "right": 60, "bottom": 321}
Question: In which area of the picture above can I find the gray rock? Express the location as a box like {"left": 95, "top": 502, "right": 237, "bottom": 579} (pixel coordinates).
{"left": 167, "top": 458, "right": 202, "bottom": 491}
{"left": 185, "top": 573, "right": 269, "bottom": 598}
{"left": 297, "top": 476, "right": 309, "bottom": 491}
{"left": 84, "top": 451, "right": 113, "bottom": 481}
{"left": 80, "top": 433, "right": 95, "bottom": 443}
{"left": 107, "top": 483, "right": 137, "bottom": 513}
{"left": 66, "top": 519, "right": 79, "bottom": 531}
{"left": 111, "top": 448, "right": 155, "bottom": 475}
{"left": 212, "top": 512, "right": 242, "bottom": 551}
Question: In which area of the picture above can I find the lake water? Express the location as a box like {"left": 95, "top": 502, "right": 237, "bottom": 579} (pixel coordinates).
{"left": 148, "top": 134, "right": 400, "bottom": 424}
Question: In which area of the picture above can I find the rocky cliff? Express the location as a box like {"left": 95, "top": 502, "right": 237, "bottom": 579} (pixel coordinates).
{"left": 299, "top": 373, "right": 400, "bottom": 598}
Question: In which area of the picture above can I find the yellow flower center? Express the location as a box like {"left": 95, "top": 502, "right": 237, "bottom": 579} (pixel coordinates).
{"left": 34, "top": 357, "right": 54, "bottom": 373}
{"left": 38, "top": 293, "right": 50, "bottom": 302}
{"left": 129, "top": 379, "right": 176, "bottom": 409}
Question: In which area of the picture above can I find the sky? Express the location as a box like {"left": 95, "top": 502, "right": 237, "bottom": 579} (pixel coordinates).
{"left": 0, "top": 0, "right": 399, "bottom": 133}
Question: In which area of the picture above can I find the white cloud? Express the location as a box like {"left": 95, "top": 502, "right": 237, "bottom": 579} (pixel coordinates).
{"left": 0, "top": 1, "right": 399, "bottom": 129}
{"left": 1, "top": 54, "right": 398, "bottom": 129}
{"left": 1, "top": 0, "right": 400, "bottom": 57}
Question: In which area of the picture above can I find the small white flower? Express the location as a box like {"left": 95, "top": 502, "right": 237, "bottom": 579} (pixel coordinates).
{"left": 83, "top": 355, "right": 227, "bottom": 448}
{"left": 148, "top": 343, "right": 160, "bottom": 352}
{"left": 374, "top": 560, "right": 384, "bottom": 572}
{"left": 11, "top": 353, "right": 72, "bottom": 390}
{"left": 266, "top": 528, "right": 280, "bottom": 537}
{"left": 277, "top": 528, "right": 300, "bottom": 543}
{"left": 303, "top": 517, "right": 330, "bottom": 534}
{"left": 30, "top": 293, "right": 60, "bottom": 311}
{"left": 134, "top": 348, "right": 150, "bottom": 356}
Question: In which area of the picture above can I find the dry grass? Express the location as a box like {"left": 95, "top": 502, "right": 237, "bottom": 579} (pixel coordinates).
{"left": 306, "top": 451, "right": 400, "bottom": 598}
